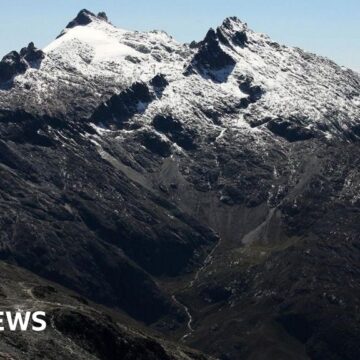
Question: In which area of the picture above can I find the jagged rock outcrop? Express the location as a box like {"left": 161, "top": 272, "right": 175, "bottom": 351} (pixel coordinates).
{"left": 20, "top": 42, "right": 45, "bottom": 64}
{"left": 91, "top": 82, "right": 155, "bottom": 129}
{"left": 0, "top": 51, "right": 27, "bottom": 83}
{"left": 185, "top": 28, "right": 236, "bottom": 82}
{"left": 0, "top": 42, "right": 44, "bottom": 84}
{"left": 66, "top": 9, "right": 108, "bottom": 29}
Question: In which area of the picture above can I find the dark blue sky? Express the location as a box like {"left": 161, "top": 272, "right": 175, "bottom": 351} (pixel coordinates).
{"left": 0, "top": 0, "right": 359, "bottom": 72}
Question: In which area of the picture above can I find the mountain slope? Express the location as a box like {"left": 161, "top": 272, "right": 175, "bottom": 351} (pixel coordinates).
{"left": 0, "top": 9, "right": 360, "bottom": 360}
{"left": 0, "top": 261, "right": 211, "bottom": 360}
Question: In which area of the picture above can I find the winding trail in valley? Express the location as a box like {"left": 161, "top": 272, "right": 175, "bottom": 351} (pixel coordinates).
{"left": 190, "top": 235, "right": 222, "bottom": 288}
{"left": 172, "top": 234, "right": 223, "bottom": 342}
{"left": 171, "top": 295, "right": 194, "bottom": 341}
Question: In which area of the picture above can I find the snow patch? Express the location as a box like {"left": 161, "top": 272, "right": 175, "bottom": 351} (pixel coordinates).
{"left": 44, "top": 25, "right": 139, "bottom": 62}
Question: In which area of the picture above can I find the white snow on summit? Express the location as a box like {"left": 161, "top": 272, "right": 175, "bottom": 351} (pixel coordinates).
{"left": 44, "top": 25, "right": 138, "bottom": 62}
{"left": 0, "top": 11, "right": 359, "bottom": 141}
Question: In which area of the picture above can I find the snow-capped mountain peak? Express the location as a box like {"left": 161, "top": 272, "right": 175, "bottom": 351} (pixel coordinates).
{"left": 44, "top": 17, "right": 134, "bottom": 62}
{"left": 0, "top": 10, "right": 359, "bottom": 142}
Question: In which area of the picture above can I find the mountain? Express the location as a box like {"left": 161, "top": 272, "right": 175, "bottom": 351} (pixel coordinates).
{"left": 0, "top": 8, "right": 359, "bottom": 360}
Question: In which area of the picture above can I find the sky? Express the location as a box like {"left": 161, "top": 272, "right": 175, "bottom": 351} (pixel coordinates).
{"left": 0, "top": 0, "right": 359, "bottom": 72}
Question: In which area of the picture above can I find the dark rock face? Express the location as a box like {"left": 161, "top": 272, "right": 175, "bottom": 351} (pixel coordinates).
{"left": 232, "top": 31, "right": 248, "bottom": 47}
{"left": 66, "top": 9, "right": 96, "bottom": 29}
{"left": 199, "top": 29, "right": 237, "bottom": 69}
{"left": 185, "top": 29, "right": 236, "bottom": 82}
{"left": 0, "top": 51, "right": 27, "bottom": 83}
{"left": 150, "top": 74, "right": 169, "bottom": 96}
{"left": 0, "top": 43, "right": 44, "bottom": 84}
{"left": 218, "top": 17, "right": 248, "bottom": 48}
{"left": 97, "top": 12, "right": 109, "bottom": 22}
{"left": 135, "top": 129, "right": 172, "bottom": 157}
{"left": 152, "top": 115, "right": 197, "bottom": 150}
{"left": 185, "top": 18, "right": 249, "bottom": 82}
{"left": 91, "top": 82, "right": 155, "bottom": 129}
{"left": 189, "top": 41, "right": 200, "bottom": 49}
{"left": 267, "top": 117, "right": 316, "bottom": 142}
{"left": 236, "top": 76, "right": 265, "bottom": 109}
{"left": 20, "top": 42, "right": 45, "bottom": 64}
{"left": 65, "top": 9, "right": 109, "bottom": 30}
{"left": 239, "top": 77, "right": 264, "bottom": 102}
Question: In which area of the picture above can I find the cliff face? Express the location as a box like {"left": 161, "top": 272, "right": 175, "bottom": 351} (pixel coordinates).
{"left": 0, "top": 9, "right": 360, "bottom": 360}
